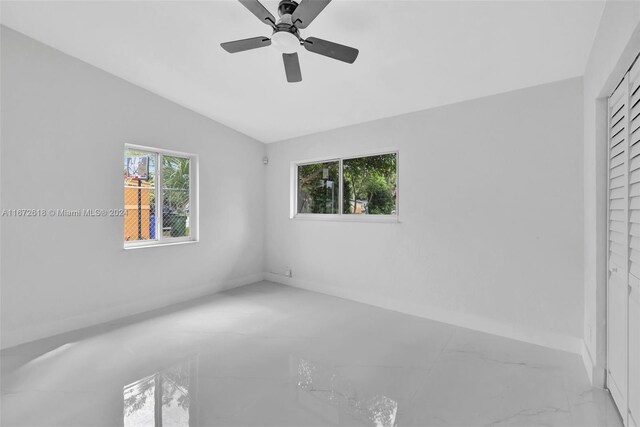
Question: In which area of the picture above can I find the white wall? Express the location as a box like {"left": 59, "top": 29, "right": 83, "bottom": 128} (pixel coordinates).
{"left": 266, "top": 78, "right": 584, "bottom": 353}
{"left": 0, "top": 27, "right": 266, "bottom": 349}
{"left": 582, "top": 1, "right": 640, "bottom": 386}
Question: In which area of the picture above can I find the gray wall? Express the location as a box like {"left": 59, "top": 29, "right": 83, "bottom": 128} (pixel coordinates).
{"left": 266, "top": 78, "right": 584, "bottom": 353}
{"left": 0, "top": 27, "right": 266, "bottom": 348}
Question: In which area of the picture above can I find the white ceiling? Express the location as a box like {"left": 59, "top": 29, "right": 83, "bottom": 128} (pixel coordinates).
{"left": 1, "top": 1, "right": 605, "bottom": 143}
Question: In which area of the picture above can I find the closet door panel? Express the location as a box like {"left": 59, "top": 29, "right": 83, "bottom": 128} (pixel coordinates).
{"left": 608, "top": 75, "right": 629, "bottom": 422}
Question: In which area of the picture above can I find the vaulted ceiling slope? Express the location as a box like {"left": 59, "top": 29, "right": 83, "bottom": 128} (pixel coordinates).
{"left": 1, "top": 1, "right": 604, "bottom": 143}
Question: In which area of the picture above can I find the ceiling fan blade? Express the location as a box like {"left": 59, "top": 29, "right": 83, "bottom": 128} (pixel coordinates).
{"left": 238, "top": 0, "right": 276, "bottom": 27}
{"left": 221, "top": 36, "right": 271, "bottom": 53}
{"left": 283, "top": 53, "right": 302, "bottom": 83}
{"left": 303, "top": 37, "right": 359, "bottom": 64}
{"left": 291, "top": 0, "right": 331, "bottom": 29}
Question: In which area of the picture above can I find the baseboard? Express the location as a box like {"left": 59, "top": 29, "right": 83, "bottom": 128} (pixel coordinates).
{"left": 266, "top": 273, "right": 583, "bottom": 355}
{"left": 581, "top": 340, "right": 595, "bottom": 384}
{"left": 581, "top": 340, "right": 607, "bottom": 388}
{"left": 5, "top": 271, "right": 583, "bottom": 357}
{"left": 1, "top": 272, "right": 265, "bottom": 350}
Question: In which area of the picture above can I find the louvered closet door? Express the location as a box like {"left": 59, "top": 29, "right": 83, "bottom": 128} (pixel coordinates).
{"left": 608, "top": 74, "right": 629, "bottom": 423}
{"left": 628, "top": 60, "right": 640, "bottom": 427}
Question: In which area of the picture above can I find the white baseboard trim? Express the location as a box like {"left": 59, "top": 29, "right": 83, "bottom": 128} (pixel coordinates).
{"left": 266, "top": 273, "right": 583, "bottom": 355}
{"left": 1, "top": 272, "right": 265, "bottom": 350}
{"left": 581, "top": 340, "right": 607, "bottom": 388}
{"left": 581, "top": 340, "right": 595, "bottom": 384}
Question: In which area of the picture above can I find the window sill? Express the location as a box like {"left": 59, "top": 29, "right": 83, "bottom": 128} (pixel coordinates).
{"left": 292, "top": 214, "right": 400, "bottom": 223}
{"left": 123, "top": 239, "right": 198, "bottom": 250}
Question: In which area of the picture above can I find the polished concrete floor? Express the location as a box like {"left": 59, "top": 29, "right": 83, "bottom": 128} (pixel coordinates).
{"left": 1, "top": 282, "right": 622, "bottom": 427}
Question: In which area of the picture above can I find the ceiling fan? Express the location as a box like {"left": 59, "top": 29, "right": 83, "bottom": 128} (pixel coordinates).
{"left": 221, "top": 0, "right": 359, "bottom": 83}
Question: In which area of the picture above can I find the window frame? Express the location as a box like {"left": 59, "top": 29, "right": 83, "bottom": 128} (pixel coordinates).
{"left": 124, "top": 143, "right": 199, "bottom": 249}
{"left": 291, "top": 150, "right": 399, "bottom": 222}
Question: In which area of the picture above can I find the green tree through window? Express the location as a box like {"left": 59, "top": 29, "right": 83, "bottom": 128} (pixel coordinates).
{"left": 343, "top": 154, "right": 396, "bottom": 215}
{"left": 295, "top": 153, "right": 397, "bottom": 216}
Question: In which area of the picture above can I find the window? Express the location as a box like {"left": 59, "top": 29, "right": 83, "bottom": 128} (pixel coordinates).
{"left": 294, "top": 152, "right": 397, "bottom": 219}
{"left": 297, "top": 160, "right": 340, "bottom": 214}
{"left": 124, "top": 145, "right": 197, "bottom": 247}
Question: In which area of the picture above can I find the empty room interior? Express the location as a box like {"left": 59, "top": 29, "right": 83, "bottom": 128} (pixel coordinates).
{"left": 2, "top": 0, "right": 640, "bottom": 426}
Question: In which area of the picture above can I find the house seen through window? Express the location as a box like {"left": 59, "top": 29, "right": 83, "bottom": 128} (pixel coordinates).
{"left": 124, "top": 146, "right": 197, "bottom": 247}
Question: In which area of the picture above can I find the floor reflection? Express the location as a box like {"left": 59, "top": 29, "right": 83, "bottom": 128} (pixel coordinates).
{"left": 1, "top": 283, "right": 622, "bottom": 427}
{"left": 294, "top": 358, "right": 398, "bottom": 427}
{"left": 124, "top": 358, "right": 196, "bottom": 427}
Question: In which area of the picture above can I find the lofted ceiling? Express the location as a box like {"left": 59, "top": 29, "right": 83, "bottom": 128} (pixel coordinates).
{"left": 1, "top": 0, "right": 605, "bottom": 143}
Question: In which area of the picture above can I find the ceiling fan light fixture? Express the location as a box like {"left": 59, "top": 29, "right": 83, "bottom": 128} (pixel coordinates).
{"left": 271, "top": 31, "right": 299, "bottom": 53}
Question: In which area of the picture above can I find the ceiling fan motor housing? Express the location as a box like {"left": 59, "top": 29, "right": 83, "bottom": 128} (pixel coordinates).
{"left": 277, "top": 0, "right": 299, "bottom": 18}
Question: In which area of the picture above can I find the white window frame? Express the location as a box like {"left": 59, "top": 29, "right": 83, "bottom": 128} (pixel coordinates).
{"left": 291, "top": 150, "right": 399, "bottom": 222}
{"left": 124, "top": 144, "right": 199, "bottom": 249}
